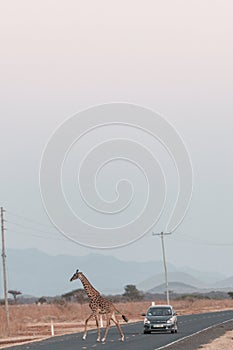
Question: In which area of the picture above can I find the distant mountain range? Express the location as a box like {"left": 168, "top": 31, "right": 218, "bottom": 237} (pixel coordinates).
{"left": 2, "top": 248, "right": 233, "bottom": 298}
{"left": 138, "top": 271, "right": 233, "bottom": 294}
{"left": 213, "top": 276, "right": 233, "bottom": 289}
{"left": 149, "top": 282, "right": 199, "bottom": 294}
{"left": 138, "top": 272, "right": 203, "bottom": 291}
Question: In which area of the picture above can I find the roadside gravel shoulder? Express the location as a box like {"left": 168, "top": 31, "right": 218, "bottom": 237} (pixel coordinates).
{"left": 197, "top": 328, "right": 233, "bottom": 350}
{"left": 157, "top": 320, "right": 233, "bottom": 350}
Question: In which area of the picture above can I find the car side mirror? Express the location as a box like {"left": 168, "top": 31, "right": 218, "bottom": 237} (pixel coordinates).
{"left": 141, "top": 313, "right": 146, "bottom": 316}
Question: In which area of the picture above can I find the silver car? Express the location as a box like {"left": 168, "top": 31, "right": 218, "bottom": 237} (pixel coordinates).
{"left": 143, "top": 305, "right": 178, "bottom": 334}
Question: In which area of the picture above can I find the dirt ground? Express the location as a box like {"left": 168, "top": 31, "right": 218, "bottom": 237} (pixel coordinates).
{"left": 0, "top": 299, "right": 233, "bottom": 349}
{"left": 197, "top": 330, "right": 233, "bottom": 350}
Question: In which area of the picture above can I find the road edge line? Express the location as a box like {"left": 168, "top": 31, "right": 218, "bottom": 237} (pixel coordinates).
{"left": 154, "top": 317, "right": 233, "bottom": 350}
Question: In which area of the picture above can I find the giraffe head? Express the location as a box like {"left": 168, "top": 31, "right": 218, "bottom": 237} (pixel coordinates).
{"left": 70, "top": 269, "right": 81, "bottom": 282}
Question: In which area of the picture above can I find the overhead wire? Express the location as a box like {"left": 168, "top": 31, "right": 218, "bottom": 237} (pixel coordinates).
{"left": 8, "top": 229, "right": 65, "bottom": 241}
{"left": 4, "top": 210, "right": 66, "bottom": 242}
{"left": 167, "top": 230, "right": 233, "bottom": 246}
{"left": 5, "top": 220, "right": 58, "bottom": 235}
{"left": 6, "top": 210, "right": 56, "bottom": 229}
{"left": 5, "top": 210, "right": 233, "bottom": 247}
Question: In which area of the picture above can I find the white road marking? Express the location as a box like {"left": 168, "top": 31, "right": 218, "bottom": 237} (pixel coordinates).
{"left": 154, "top": 318, "right": 233, "bottom": 350}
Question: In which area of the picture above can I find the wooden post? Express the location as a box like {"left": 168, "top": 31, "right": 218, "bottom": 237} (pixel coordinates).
{"left": 1, "top": 207, "right": 10, "bottom": 331}
{"left": 51, "top": 320, "right": 54, "bottom": 336}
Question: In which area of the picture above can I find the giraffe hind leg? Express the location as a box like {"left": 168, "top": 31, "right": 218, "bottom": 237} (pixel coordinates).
{"left": 95, "top": 316, "right": 101, "bottom": 342}
{"left": 110, "top": 315, "right": 125, "bottom": 341}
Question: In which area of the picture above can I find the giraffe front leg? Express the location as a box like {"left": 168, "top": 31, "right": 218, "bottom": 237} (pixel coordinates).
{"left": 83, "top": 314, "right": 93, "bottom": 340}
{"left": 101, "top": 316, "right": 111, "bottom": 342}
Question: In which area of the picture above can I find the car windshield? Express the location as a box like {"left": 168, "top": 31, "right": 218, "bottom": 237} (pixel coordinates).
{"left": 147, "top": 307, "right": 172, "bottom": 316}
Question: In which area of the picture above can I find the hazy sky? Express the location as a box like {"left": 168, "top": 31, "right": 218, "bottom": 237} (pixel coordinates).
{"left": 0, "top": 1, "right": 233, "bottom": 278}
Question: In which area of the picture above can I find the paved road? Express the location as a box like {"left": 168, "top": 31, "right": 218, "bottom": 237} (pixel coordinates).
{"left": 5, "top": 310, "right": 233, "bottom": 350}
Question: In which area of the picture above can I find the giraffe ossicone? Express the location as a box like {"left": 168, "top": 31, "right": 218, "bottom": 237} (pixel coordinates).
{"left": 70, "top": 269, "right": 128, "bottom": 342}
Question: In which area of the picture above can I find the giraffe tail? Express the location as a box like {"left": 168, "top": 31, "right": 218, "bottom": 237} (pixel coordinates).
{"left": 122, "top": 315, "right": 128, "bottom": 323}
{"left": 114, "top": 306, "right": 128, "bottom": 322}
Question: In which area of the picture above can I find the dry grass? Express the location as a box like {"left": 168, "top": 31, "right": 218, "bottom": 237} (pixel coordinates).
{"left": 197, "top": 330, "right": 233, "bottom": 350}
{"left": 0, "top": 299, "right": 233, "bottom": 340}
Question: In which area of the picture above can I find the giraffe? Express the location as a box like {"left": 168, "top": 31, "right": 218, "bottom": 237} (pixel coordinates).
{"left": 70, "top": 269, "right": 128, "bottom": 342}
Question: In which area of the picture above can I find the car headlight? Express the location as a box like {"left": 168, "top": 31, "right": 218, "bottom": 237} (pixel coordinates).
{"left": 144, "top": 318, "right": 150, "bottom": 324}
{"left": 166, "top": 317, "right": 173, "bottom": 324}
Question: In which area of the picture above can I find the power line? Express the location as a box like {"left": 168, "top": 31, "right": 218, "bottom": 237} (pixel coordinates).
{"left": 5, "top": 213, "right": 69, "bottom": 242}
{"left": 6, "top": 210, "right": 57, "bottom": 229}
{"left": 5, "top": 220, "right": 58, "bottom": 235}
{"left": 8, "top": 229, "right": 65, "bottom": 241}
{"left": 168, "top": 231, "right": 233, "bottom": 246}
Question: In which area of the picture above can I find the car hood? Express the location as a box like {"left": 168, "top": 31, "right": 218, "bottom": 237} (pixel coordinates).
{"left": 146, "top": 316, "right": 171, "bottom": 322}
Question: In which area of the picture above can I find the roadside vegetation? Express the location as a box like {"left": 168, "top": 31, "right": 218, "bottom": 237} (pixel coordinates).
{"left": 0, "top": 286, "right": 233, "bottom": 340}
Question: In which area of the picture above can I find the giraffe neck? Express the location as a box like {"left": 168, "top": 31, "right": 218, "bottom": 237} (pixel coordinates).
{"left": 79, "top": 273, "right": 100, "bottom": 299}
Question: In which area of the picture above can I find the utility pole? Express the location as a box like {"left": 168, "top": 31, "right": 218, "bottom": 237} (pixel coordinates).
{"left": 1, "top": 207, "right": 10, "bottom": 330}
{"left": 153, "top": 231, "right": 171, "bottom": 305}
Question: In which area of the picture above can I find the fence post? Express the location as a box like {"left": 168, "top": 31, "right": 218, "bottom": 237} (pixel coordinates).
{"left": 51, "top": 320, "right": 54, "bottom": 336}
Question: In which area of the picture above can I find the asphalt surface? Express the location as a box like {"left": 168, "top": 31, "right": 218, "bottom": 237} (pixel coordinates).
{"left": 4, "top": 310, "right": 233, "bottom": 350}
